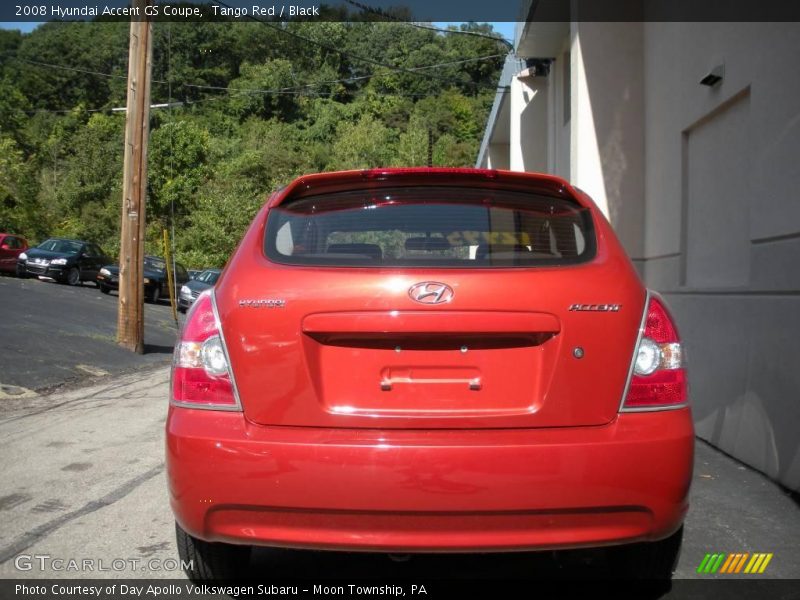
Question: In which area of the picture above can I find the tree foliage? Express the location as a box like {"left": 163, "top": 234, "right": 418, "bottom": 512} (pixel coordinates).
{"left": 0, "top": 20, "right": 505, "bottom": 267}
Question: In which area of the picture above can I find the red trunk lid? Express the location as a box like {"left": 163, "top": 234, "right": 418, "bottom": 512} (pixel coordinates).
{"left": 216, "top": 170, "right": 644, "bottom": 429}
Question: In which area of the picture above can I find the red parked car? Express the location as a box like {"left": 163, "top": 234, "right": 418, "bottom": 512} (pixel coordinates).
{"left": 0, "top": 233, "right": 28, "bottom": 275}
{"left": 166, "top": 168, "right": 693, "bottom": 580}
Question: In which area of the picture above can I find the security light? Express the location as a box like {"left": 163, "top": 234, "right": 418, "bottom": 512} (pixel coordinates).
{"left": 700, "top": 64, "right": 724, "bottom": 87}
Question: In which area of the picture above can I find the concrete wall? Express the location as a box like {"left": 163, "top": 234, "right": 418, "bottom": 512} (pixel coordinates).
{"left": 570, "top": 22, "right": 646, "bottom": 258}
{"left": 476, "top": 20, "right": 800, "bottom": 490}
{"left": 510, "top": 75, "right": 549, "bottom": 172}
{"left": 641, "top": 22, "right": 800, "bottom": 490}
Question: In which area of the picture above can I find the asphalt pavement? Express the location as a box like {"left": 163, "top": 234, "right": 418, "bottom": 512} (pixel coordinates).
{"left": 0, "top": 274, "right": 180, "bottom": 393}
{"left": 1, "top": 274, "right": 798, "bottom": 598}
{"left": 0, "top": 367, "right": 798, "bottom": 597}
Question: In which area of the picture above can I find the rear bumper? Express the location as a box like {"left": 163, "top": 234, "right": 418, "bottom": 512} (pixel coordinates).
{"left": 96, "top": 274, "right": 119, "bottom": 289}
{"left": 166, "top": 408, "right": 694, "bottom": 552}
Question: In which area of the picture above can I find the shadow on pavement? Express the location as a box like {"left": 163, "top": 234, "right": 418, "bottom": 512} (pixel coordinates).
{"left": 244, "top": 547, "right": 672, "bottom": 598}
{"left": 144, "top": 343, "right": 175, "bottom": 355}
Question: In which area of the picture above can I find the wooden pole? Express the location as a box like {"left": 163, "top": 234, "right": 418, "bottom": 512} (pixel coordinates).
{"left": 117, "top": 1, "right": 153, "bottom": 353}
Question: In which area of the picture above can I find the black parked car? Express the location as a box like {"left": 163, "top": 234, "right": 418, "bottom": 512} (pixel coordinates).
{"left": 177, "top": 268, "right": 220, "bottom": 313}
{"left": 17, "top": 238, "right": 112, "bottom": 285}
{"left": 97, "top": 255, "right": 190, "bottom": 303}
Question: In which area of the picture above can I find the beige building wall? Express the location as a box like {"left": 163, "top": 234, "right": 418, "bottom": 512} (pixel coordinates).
{"left": 476, "top": 20, "right": 800, "bottom": 490}
{"left": 641, "top": 22, "right": 800, "bottom": 490}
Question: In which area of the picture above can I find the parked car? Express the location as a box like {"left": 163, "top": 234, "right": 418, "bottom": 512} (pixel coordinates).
{"left": 97, "top": 255, "right": 189, "bottom": 303}
{"left": 178, "top": 268, "right": 220, "bottom": 313}
{"left": 187, "top": 269, "right": 203, "bottom": 280}
{"left": 167, "top": 168, "right": 692, "bottom": 580}
{"left": 17, "top": 238, "right": 111, "bottom": 285}
{"left": 0, "top": 233, "right": 28, "bottom": 275}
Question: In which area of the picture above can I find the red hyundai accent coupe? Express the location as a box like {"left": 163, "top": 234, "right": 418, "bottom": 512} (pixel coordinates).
{"left": 166, "top": 168, "right": 693, "bottom": 580}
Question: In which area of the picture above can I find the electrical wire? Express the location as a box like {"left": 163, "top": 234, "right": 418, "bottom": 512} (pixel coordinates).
{"left": 180, "top": 52, "right": 505, "bottom": 95}
{"left": 341, "top": 0, "right": 514, "bottom": 48}
{"left": 6, "top": 50, "right": 503, "bottom": 99}
{"left": 167, "top": 22, "right": 179, "bottom": 328}
{"left": 14, "top": 83, "right": 511, "bottom": 116}
{"left": 8, "top": 56, "right": 168, "bottom": 84}
{"left": 210, "top": 0, "right": 487, "bottom": 91}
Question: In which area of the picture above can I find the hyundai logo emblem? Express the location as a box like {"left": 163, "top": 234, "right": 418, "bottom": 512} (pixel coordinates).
{"left": 408, "top": 282, "right": 454, "bottom": 305}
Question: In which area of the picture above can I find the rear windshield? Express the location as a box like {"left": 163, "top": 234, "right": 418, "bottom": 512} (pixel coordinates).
{"left": 264, "top": 186, "right": 595, "bottom": 268}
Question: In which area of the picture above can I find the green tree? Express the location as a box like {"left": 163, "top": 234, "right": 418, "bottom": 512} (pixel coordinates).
{"left": 148, "top": 119, "right": 210, "bottom": 223}
{"left": 330, "top": 113, "right": 394, "bottom": 170}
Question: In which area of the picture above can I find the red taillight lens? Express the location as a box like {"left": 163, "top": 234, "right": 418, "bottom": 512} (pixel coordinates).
{"left": 622, "top": 294, "right": 688, "bottom": 410}
{"left": 171, "top": 290, "right": 240, "bottom": 410}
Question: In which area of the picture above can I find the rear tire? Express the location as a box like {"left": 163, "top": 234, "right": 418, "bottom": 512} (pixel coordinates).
{"left": 99, "top": 284, "right": 110, "bottom": 295}
{"left": 148, "top": 284, "right": 161, "bottom": 304}
{"left": 175, "top": 522, "right": 251, "bottom": 581}
{"left": 16, "top": 265, "right": 28, "bottom": 278}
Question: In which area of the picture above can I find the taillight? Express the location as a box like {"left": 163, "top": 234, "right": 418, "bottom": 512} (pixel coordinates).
{"left": 171, "top": 290, "right": 240, "bottom": 410}
{"left": 621, "top": 292, "right": 688, "bottom": 411}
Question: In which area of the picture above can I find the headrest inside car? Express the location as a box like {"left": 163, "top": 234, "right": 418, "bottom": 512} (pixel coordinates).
{"left": 326, "top": 243, "right": 383, "bottom": 259}
{"left": 404, "top": 237, "right": 451, "bottom": 252}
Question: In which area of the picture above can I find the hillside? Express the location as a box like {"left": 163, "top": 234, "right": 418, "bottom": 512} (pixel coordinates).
{"left": 0, "top": 19, "right": 506, "bottom": 267}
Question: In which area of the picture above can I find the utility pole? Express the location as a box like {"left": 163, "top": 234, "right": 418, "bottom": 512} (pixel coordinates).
{"left": 117, "top": 0, "right": 153, "bottom": 354}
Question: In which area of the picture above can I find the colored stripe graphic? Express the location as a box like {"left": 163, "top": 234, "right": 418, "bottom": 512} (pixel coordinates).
{"left": 734, "top": 553, "right": 749, "bottom": 573}
{"left": 699, "top": 552, "right": 773, "bottom": 574}
{"left": 744, "top": 554, "right": 761, "bottom": 573}
{"left": 758, "top": 553, "right": 773, "bottom": 573}
{"left": 711, "top": 553, "right": 725, "bottom": 573}
{"left": 697, "top": 553, "right": 713, "bottom": 573}
{"left": 719, "top": 554, "right": 736, "bottom": 573}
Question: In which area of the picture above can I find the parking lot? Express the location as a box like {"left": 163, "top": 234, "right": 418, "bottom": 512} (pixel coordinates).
{"left": 0, "top": 274, "right": 179, "bottom": 394}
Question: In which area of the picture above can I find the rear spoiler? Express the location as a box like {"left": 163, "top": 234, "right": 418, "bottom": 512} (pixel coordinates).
{"left": 268, "top": 168, "right": 587, "bottom": 208}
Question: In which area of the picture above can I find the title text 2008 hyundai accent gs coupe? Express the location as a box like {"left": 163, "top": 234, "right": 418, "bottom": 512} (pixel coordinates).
{"left": 166, "top": 168, "right": 693, "bottom": 580}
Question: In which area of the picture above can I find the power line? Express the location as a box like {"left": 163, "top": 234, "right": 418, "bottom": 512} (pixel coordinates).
{"left": 8, "top": 55, "right": 168, "bottom": 84}
{"left": 11, "top": 56, "right": 132, "bottom": 80}
{"left": 181, "top": 53, "right": 505, "bottom": 95}
{"left": 15, "top": 81, "right": 508, "bottom": 116}
{"left": 210, "top": 0, "right": 487, "bottom": 91}
{"left": 341, "top": 0, "right": 514, "bottom": 49}
{"left": 8, "top": 49, "right": 504, "bottom": 103}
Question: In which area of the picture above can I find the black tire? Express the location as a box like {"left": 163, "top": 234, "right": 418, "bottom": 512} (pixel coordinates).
{"left": 175, "top": 522, "right": 251, "bottom": 581}
{"left": 610, "top": 526, "right": 683, "bottom": 580}
{"left": 99, "top": 284, "right": 110, "bottom": 295}
{"left": 15, "top": 265, "right": 28, "bottom": 279}
{"left": 148, "top": 284, "right": 161, "bottom": 304}
{"left": 65, "top": 267, "right": 80, "bottom": 286}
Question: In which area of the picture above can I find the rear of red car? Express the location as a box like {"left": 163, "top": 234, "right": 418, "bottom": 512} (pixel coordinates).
{"left": 166, "top": 168, "right": 693, "bottom": 579}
